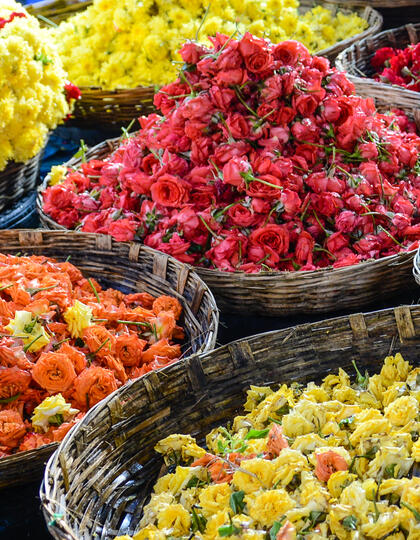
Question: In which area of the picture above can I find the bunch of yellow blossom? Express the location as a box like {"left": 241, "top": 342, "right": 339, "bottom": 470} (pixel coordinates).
{"left": 116, "top": 353, "right": 420, "bottom": 540}
{"left": 0, "top": 0, "right": 71, "bottom": 171}
{"left": 52, "top": 0, "right": 368, "bottom": 90}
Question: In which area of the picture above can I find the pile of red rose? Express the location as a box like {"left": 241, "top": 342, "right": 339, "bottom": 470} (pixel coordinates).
{"left": 372, "top": 43, "right": 420, "bottom": 92}
{"left": 42, "top": 33, "right": 420, "bottom": 273}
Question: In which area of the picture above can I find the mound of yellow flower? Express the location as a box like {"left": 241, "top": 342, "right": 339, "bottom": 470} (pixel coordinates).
{"left": 0, "top": 0, "right": 71, "bottom": 171}
{"left": 116, "top": 353, "right": 420, "bottom": 540}
{"left": 53, "top": 0, "right": 368, "bottom": 90}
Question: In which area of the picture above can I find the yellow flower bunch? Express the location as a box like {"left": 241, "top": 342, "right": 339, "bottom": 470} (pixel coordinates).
{"left": 31, "top": 394, "right": 79, "bottom": 433}
{"left": 63, "top": 300, "right": 93, "bottom": 338}
{"left": 5, "top": 310, "right": 50, "bottom": 352}
{"left": 0, "top": 0, "right": 71, "bottom": 171}
{"left": 117, "top": 353, "right": 420, "bottom": 540}
{"left": 52, "top": 0, "right": 368, "bottom": 90}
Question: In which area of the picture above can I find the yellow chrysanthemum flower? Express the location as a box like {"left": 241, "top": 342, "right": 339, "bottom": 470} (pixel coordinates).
{"left": 0, "top": 0, "right": 71, "bottom": 171}
{"left": 51, "top": 0, "right": 367, "bottom": 90}
{"left": 156, "top": 503, "right": 191, "bottom": 535}
{"left": 31, "top": 394, "right": 79, "bottom": 433}
{"left": 5, "top": 310, "right": 50, "bottom": 352}
{"left": 385, "top": 396, "right": 419, "bottom": 427}
{"left": 48, "top": 165, "right": 68, "bottom": 186}
{"left": 63, "top": 300, "right": 93, "bottom": 338}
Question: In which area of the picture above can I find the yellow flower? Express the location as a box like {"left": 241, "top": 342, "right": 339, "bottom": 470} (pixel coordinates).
{"left": 133, "top": 526, "right": 165, "bottom": 540}
{"left": 5, "top": 310, "right": 50, "bottom": 352}
{"left": 156, "top": 503, "right": 191, "bottom": 535}
{"left": 272, "top": 449, "right": 310, "bottom": 488}
{"left": 233, "top": 458, "right": 275, "bottom": 494}
{"left": 380, "top": 354, "right": 410, "bottom": 387}
{"left": 48, "top": 165, "right": 67, "bottom": 186}
{"left": 361, "top": 512, "right": 402, "bottom": 539}
{"left": 412, "top": 440, "right": 420, "bottom": 462}
{"left": 401, "top": 478, "right": 420, "bottom": 514}
{"left": 246, "top": 489, "right": 294, "bottom": 527}
{"left": 63, "top": 300, "right": 93, "bottom": 338}
{"left": 385, "top": 396, "right": 418, "bottom": 426}
{"left": 31, "top": 394, "right": 79, "bottom": 433}
{"left": 328, "top": 471, "right": 357, "bottom": 499}
{"left": 199, "top": 483, "right": 232, "bottom": 518}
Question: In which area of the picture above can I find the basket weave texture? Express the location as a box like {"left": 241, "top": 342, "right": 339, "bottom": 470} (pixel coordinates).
{"left": 336, "top": 23, "right": 420, "bottom": 127}
{"left": 37, "top": 137, "right": 417, "bottom": 316}
{"left": 0, "top": 149, "right": 43, "bottom": 213}
{"left": 412, "top": 246, "right": 420, "bottom": 287}
{"left": 0, "top": 229, "right": 219, "bottom": 490}
{"left": 28, "top": 0, "right": 381, "bottom": 126}
{"left": 321, "top": 0, "right": 419, "bottom": 7}
{"left": 40, "top": 303, "right": 420, "bottom": 540}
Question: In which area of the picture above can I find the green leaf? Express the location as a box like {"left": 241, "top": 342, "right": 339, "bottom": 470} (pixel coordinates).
{"left": 0, "top": 393, "right": 21, "bottom": 404}
{"left": 338, "top": 416, "right": 355, "bottom": 429}
{"left": 268, "top": 518, "right": 286, "bottom": 540}
{"left": 401, "top": 502, "right": 420, "bottom": 522}
{"left": 218, "top": 523, "right": 241, "bottom": 537}
{"left": 342, "top": 516, "right": 358, "bottom": 531}
{"left": 186, "top": 475, "right": 209, "bottom": 489}
{"left": 385, "top": 464, "right": 397, "bottom": 479}
{"left": 352, "top": 360, "right": 369, "bottom": 389}
{"left": 191, "top": 506, "right": 207, "bottom": 533}
{"left": 48, "top": 413, "right": 64, "bottom": 426}
{"left": 34, "top": 52, "right": 52, "bottom": 65}
{"left": 244, "top": 428, "right": 269, "bottom": 440}
{"left": 275, "top": 404, "right": 290, "bottom": 416}
{"left": 230, "top": 491, "right": 245, "bottom": 515}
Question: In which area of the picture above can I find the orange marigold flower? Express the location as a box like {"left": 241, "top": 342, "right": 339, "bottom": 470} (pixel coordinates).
{"left": 32, "top": 352, "right": 77, "bottom": 393}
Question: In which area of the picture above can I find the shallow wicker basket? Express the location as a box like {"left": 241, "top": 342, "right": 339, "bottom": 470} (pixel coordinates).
{"left": 0, "top": 229, "right": 218, "bottom": 490}
{"left": 0, "top": 149, "right": 43, "bottom": 213}
{"left": 336, "top": 23, "right": 420, "bottom": 127}
{"left": 28, "top": 0, "right": 381, "bottom": 126}
{"left": 37, "top": 137, "right": 417, "bottom": 316}
{"left": 40, "top": 303, "right": 420, "bottom": 540}
{"left": 412, "top": 246, "right": 420, "bottom": 287}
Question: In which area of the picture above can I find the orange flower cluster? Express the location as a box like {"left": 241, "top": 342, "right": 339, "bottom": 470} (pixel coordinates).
{"left": 0, "top": 253, "right": 184, "bottom": 457}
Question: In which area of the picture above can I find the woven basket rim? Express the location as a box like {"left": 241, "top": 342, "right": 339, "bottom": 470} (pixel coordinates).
{"left": 37, "top": 136, "right": 417, "bottom": 281}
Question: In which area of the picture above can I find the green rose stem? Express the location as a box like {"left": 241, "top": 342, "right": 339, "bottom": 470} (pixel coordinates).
{"left": 0, "top": 393, "right": 21, "bottom": 404}
{"left": 0, "top": 283, "right": 13, "bottom": 292}
{"left": 87, "top": 278, "right": 101, "bottom": 303}
{"left": 23, "top": 334, "right": 43, "bottom": 353}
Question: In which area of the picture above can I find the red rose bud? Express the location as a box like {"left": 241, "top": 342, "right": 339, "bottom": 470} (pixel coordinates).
{"left": 64, "top": 81, "right": 81, "bottom": 102}
{"left": 0, "top": 12, "right": 26, "bottom": 29}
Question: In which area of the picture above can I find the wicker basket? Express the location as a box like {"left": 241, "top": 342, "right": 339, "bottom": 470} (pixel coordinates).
{"left": 40, "top": 303, "right": 420, "bottom": 540}
{"left": 0, "top": 229, "right": 218, "bottom": 490}
{"left": 412, "top": 246, "right": 420, "bottom": 287}
{"left": 322, "top": 0, "right": 419, "bottom": 7}
{"left": 0, "top": 150, "right": 43, "bottom": 213}
{"left": 336, "top": 23, "right": 420, "bottom": 127}
{"left": 27, "top": 0, "right": 381, "bottom": 127}
{"left": 37, "top": 137, "right": 417, "bottom": 317}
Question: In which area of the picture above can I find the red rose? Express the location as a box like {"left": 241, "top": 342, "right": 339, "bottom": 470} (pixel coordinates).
{"left": 206, "top": 231, "right": 248, "bottom": 272}
{"left": 213, "top": 141, "right": 250, "bottom": 166}
{"left": 123, "top": 170, "right": 154, "bottom": 195}
{"left": 311, "top": 192, "right": 343, "bottom": 217}
{"left": 225, "top": 112, "right": 250, "bottom": 138}
{"left": 371, "top": 47, "right": 396, "bottom": 70}
{"left": 261, "top": 75, "right": 283, "bottom": 101}
{"left": 280, "top": 189, "right": 301, "bottom": 215}
{"left": 333, "top": 253, "right": 361, "bottom": 268}
{"left": 227, "top": 204, "right": 258, "bottom": 227}
{"left": 293, "top": 94, "right": 319, "bottom": 117}
{"left": 150, "top": 175, "right": 189, "bottom": 208}
{"left": 326, "top": 232, "right": 349, "bottom": 254}
{"left": 335, "top": 211, "right": 358, "bottom": 233}
{"left": 295, "top": 231, "right": 315, "bottom": 265}
{"left": 209, "top": 86, "right": 236, "bottom": 112}
{"left": 214, "top": 68, "right": 248, "bottom": 86}
{"left": 246, "top": 174, "right": 283, "bottom": 199}
{"left": 222, "top": 156, "right": 249, "bottom": 188}
{"left": 179, "top": 41, "right": 208, "bottom": 64}
{"left": 238, "top": 32, "right": 273, "bottom": 74}
{"left": 42, "top": 185, "right": 76, "bottom": 211}
{"left": 106, "top": 218, "right": 138, "bottom": 242}
{"left": 145, "top": 232, "right": 194, "bottom": 263}
{"left": 249, "top": 224, "right": 290, "bottom": 267}
{"left": 273, "top": 40, "right": 310, "bottom": 66}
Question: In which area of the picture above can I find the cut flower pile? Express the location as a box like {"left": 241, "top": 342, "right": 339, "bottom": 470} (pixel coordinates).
{"left": 372, "top": 43, "right": 420, "bottom": 93}
{"left": 116, "top": 353, "right": 420, "bottom": 540}
{"left": 42, "top": 34, "right": 420, "bottom": 273}
{"left": 0, "top": 253, "right": 184, "bottom": 457}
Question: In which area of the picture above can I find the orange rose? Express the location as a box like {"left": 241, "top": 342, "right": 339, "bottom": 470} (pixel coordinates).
{"left": 58, "top": 342, "right": 87, "bottom": 374}
{"left": 142, "top": 339, "right": 181, "bottom": 364}
{"left": 0, "top": 366, "right": 31, "bottom": 399}
{"left": 82, "top": 325, "right": 115, "bottom": 358}
{"left": 32, "top": 352, "right": 77, "bottom": 393}
{"left": 152, "top": 295, "right": 182, "bottom": 320}
{"left": 267, "top": 424, "right": 289, "bottom": 457}
{"left": 0, "top": 410, "right": 26, "bottom": 449}
{"left": 102, "top": 355, "right": 127, "bottom": 383}
{"left": 49, "top": 412, "right": 85, "bottom": 442}
{"left": 73, "top": 366, "right": 118, "bottom": 410}
{"left": 115, "top": 334, "right": 147, "bottom": 367}
{"left": 18, "top": 432, "right": 52, "bottom": 452}
{"left": 8, "top": 284, "right": 31, "bottom": 306}
{"left": 125, "top": 292, "right": 155, "bottom": 309}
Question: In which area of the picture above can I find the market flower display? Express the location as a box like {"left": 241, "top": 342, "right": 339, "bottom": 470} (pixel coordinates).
{"left": 52, "top": 0, "right": 368, "bottom": 89}
{"left": 116, "top": 353, "right": 420, "bottom": 540}
{"left": 0, "top": 253, "right": 185, "bottom": 457}
{"left": 372, "top": 43, "right": 420, "bottom": 92}
{"left": 0, "top": 0, "right": 75, "bottom": 171}
{"left": 43, "top": 34, "right": 420, "bottom": 273}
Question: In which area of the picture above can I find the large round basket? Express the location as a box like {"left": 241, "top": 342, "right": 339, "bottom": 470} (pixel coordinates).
{"left": 336, "top": 23, "right": 420, "bottom": 127}
{"left": 412, "top": 246, "right": 420, "bottom": 288}
{"left": 0, "top": 149, "right": 44, "bottom": 213}
{"left": 37, "top": 138, "right": 417, "bottom": 317}
{"left": 40, "top": 303, "right": 420, "bottom": 540}
{"left": 0, "top": 229, "right": 218, "bottom": 490}
{"left": 28, "top": 0, "right": 381, "bottom": 127}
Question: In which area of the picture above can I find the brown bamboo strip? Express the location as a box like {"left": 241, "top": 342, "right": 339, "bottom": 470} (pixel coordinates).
{"left": 0, "top": 229, "right": 219, "bottom": 490}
